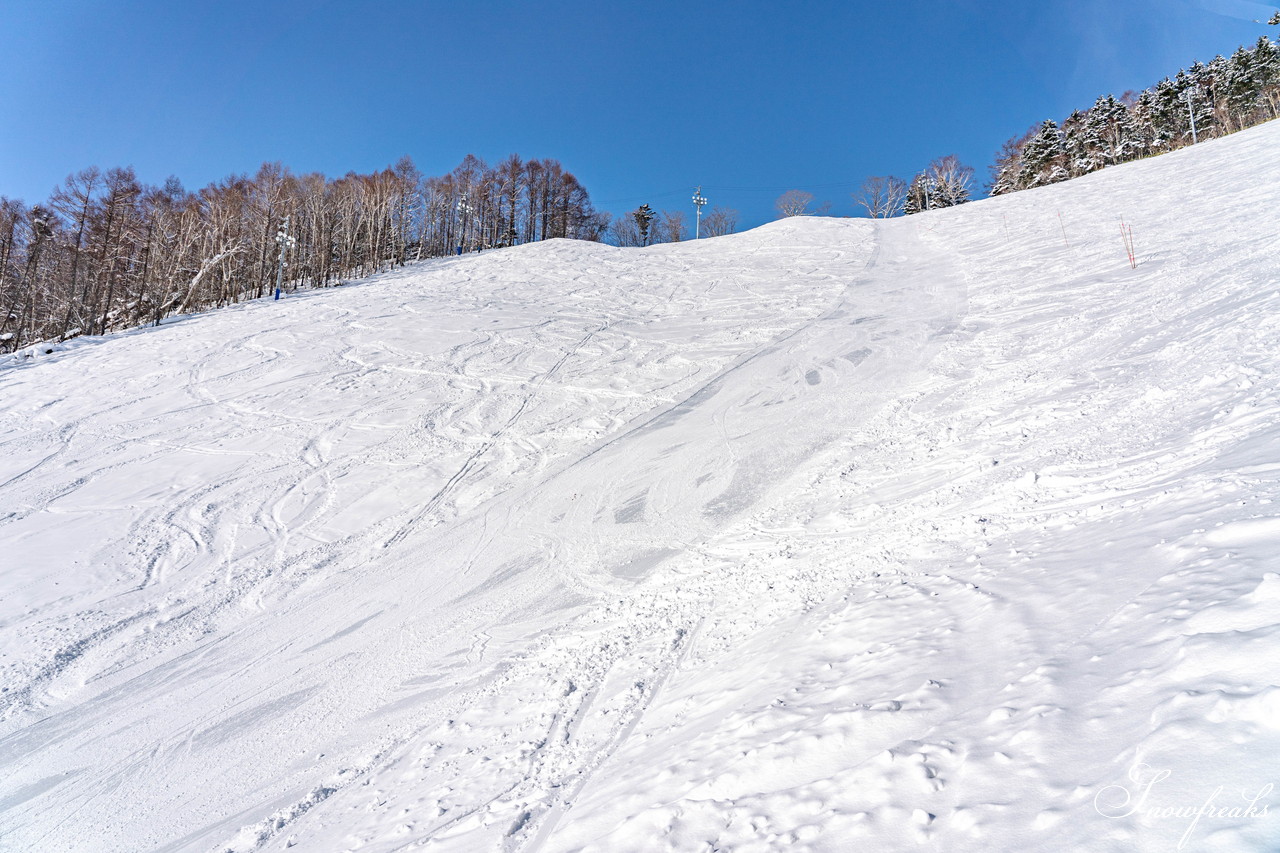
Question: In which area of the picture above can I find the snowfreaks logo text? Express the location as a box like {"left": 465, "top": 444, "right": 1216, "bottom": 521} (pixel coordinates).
{"left": 1093, "top": 763, "right": 1273, "bottom": 849}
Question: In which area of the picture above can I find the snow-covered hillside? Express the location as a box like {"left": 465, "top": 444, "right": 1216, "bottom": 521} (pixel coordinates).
{"left": 3, "top": 120, "right": 1280, "bottom": 853}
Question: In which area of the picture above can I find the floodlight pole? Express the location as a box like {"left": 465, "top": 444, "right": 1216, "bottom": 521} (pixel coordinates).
{"left": 456, "top": 196, "right": 472, "bottom": 255}
{"left": 692, "top": 186, "right": 707, "bottom": 238}
{"left": 275, "top": 215, "right": 295, "bottom": 300}
{"left": 456, "top": 197, "right": 465, "bottom": 255}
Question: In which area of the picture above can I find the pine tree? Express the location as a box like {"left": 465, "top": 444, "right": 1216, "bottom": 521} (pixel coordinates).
{"left": 1131, "top": 90, "right": 1159, "bottom": 153}
{"left": 1224, "top": 44, "right": 1261, "bottom": 123}
{"left": 1018, "top": 120, "right": 1068, "bottom": 188}
{"left": 1252, "top": 36, "right": 1280, "bottom": 118}
{"left": 1149, "top": 76, "right": 1184, "bottom": 151}
{"left": 1086, "top": 95, "right": 1138, "bottom": 166}
{"left": 1062, "top": 110, "right": 1097, "bottom": 177}
{"left": 1187, "top": 61, "right": 1219, "bottom": 139}
{"left": 902, "top": 172, "right": 934, "bottom": 215}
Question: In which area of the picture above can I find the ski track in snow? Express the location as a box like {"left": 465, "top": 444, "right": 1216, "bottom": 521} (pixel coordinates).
{"left": 3, "top": 121, "right": 1280, "bottom": 852}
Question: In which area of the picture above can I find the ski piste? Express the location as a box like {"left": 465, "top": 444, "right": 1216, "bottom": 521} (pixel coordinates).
{"left": 3, "top": 119, "right": 1280, "bottom": 852}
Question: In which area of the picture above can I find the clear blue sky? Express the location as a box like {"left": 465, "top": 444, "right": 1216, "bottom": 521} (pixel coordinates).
{"left": 1, "top": 0, "right": 1275, "bottom": 229}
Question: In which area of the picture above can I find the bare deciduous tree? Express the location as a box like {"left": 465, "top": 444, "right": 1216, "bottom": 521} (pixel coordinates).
{"left": 609, "top": 214, "right": 642, "bottom": 247}
{"left": 700, "top": 206, "right": 738, "bottom": 238}
{"left": 774, "top": 189, "right": 814, "bottom": 218}
{"left": 654, "top": 210, "right": 687, "bottom": 243}
{"left": 927, "top": 155, "right": 975, "bottom": 208}
{"left": 855, "top": 175, "right": 908, "bottom": 218}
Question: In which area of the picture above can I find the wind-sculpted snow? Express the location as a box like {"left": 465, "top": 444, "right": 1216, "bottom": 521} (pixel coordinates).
{"left": 4, "top": 121, "right": 1280, "bottom": 853}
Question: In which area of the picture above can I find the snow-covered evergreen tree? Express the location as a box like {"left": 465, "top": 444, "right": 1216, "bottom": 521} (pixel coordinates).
{"left": 1128, "top": 90, "right": 1159, "bottom": 157}
{"left": 1062, "top": 110, "right": 1097, "bottom": 177}
{"left": 1223, "top": 44, "right": 1261, "bottom": 122}
{"left": 902, "top": 173, "right": 928, "bottom": 215}
{"left": 928, "top": 155, "right": 974, "bottom": 208}
{"left": 1149, "top": 76, "right": 1186, "bottom": 151}
{"left": 1086, "top": 95, "right": 1138, "bottom": 166}
{"left": 1018, "top": 120, "right": 1068, "bottom": 188}
{"left": 1249, "top": 36, "right": 1280, "bottom": 118}
{"left": 1187, "top": 61, "right": 1220, "bottom": 139}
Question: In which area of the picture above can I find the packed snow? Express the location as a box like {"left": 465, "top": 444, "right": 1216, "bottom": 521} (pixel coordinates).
{"left": 3, "top": 120, "right": 1280, "bottom": 852}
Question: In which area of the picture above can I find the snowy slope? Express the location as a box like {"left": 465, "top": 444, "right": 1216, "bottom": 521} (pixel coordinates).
{"left": 3, "top": 120, "right": 1280, "bottom": 853}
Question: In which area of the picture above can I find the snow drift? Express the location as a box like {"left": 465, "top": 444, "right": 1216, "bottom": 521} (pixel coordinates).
{"left": 2, "top": 120, "right": 1280, "bottom": 853}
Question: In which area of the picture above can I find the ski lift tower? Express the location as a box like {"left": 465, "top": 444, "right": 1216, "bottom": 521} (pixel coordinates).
{"left": 693, "top": 186, "right": 708, "bottom": 238}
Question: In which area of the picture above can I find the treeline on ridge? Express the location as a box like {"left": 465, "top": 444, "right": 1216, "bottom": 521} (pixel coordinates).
{"left": 991, "top": 34, "right": 1280, "bottom": 194}
{"left": 853, "top": 31, "right": 1280, "bottom": 217}
{"left": 5, "top": 31, "right": 1279, "bottom": 352}
{"left": 0, "top": 154, "right": 604, "bottom": 353}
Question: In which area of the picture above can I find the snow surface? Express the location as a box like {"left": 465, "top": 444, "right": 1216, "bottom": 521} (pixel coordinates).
{"left": 3, "top": 120, "right": 1280, "bottom": 852}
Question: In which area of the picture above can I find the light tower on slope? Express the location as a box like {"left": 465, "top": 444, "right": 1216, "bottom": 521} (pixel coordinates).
{"left": 456, "top": 195, "right": 473, "bottom": 255}
{"left": 693, "top": 186, "right": 707, "bottom": 238}
{"left": 275, "top": 215, "right": 296, "bottom": 301}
